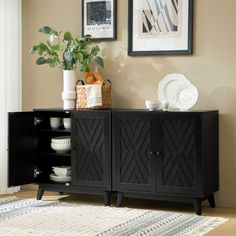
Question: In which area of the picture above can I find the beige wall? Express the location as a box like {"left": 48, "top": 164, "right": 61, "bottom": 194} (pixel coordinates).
{"left": 22, "top": 0, "right": 236, "bottom": 208}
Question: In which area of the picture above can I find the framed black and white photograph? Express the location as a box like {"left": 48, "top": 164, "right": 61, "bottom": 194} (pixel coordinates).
{"left": 128, "top": 0, "right": 193, "bottom": 55}
{"left": 82, "top": 0, "right": 117, "bottom": 40}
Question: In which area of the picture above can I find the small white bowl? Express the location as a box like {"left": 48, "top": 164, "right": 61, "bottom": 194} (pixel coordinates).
{"left": 52, "top": 166, "right": 71, "bottom": 176}
{"left": 51, "top": 142, "right": 71, "bottom": 153}
{"left": 145, "top": 100, "right": 160, "bottom": 111}
{"left": 51, "top": 136, "right": 71, "bottom": 144}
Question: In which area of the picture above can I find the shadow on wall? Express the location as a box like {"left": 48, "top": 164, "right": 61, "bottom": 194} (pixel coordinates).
{"left": 210, "top": 87, "right": 236, "bottom": 207}
{"left": 102, "top": 46, "right": 180, "bottom": 108}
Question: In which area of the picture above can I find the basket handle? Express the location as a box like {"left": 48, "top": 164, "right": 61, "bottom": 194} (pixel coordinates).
{"left": 76, "top": 80, "right": 85, "bottom": 86}
{"left": 103, "top": 79, "right": 111, "bottom": 86}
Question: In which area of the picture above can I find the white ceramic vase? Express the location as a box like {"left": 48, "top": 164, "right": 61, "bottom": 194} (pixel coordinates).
{"left": 62, "top": 70, "right": 76, "bottom": 109}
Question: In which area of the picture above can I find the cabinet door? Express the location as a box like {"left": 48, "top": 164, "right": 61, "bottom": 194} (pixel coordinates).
{"left": 8, "top": 112, "right": 35, "bottom": 187}
{"left": 157, "top": 114, "right": 201, "bottom": 195}
{"left": 113, "top": 112, "right": 156, "bottom": 192}
{"left": 71, "top": 111, "right": 111, "bottom": 189}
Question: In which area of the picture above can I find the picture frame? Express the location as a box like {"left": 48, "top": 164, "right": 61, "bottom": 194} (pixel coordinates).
{"left": 82, "top": 0, "right": 117, "bottom": 40}
{"left": 128, "top": 0, "right": 193, "bottom": 56}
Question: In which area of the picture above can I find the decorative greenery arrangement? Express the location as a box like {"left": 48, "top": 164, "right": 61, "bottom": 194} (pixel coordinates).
{"left": 30, "top": 26, "right": 104, "bottom": 71}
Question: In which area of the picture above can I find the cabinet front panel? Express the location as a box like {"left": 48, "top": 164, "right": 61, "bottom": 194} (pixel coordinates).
{"left": 8, "top": 112, "right": 35, "bottom": 187}
{"left": 71, "top": 111, "right": 111, "bottom": 189}
{"left": 113, "top": 112, "right": 156, "bottom": 192}
{"left": 157, "top": 115, "right": 201, "bottom": 194}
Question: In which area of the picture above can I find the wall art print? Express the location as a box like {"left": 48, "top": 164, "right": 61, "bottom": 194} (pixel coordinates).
{"left": 128, "top": 0, "right": 193, "bottom": 55}
{"left": 82, "top": 0, "right": 117, "bottom": 40}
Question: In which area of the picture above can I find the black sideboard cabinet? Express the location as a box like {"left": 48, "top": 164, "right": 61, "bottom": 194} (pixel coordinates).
{"left": 8, "top": 109, "right": 218, "bottom": 215}
{"left": 8, "top": 109, "right": 111, "bottom": 206}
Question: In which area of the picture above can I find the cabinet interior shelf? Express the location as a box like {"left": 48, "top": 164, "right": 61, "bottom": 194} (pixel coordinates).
{"left": 38, "top": 128, "right": 71, "bottom": 133}
{"left": 38, "top": 152, "right": 71, "bottom": 157}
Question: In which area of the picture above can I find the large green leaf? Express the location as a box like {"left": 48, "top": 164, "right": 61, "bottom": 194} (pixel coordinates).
{"left": 51, "top": 44, "right": 60, "bottom": 52}
{"left": 30, "top": 46, "right": 37, "bottom": 54}
{"left": 94, "top": 56, "right": 104, "bottom": 68}
{"left": 38, "top": 43, "right": 48, "bottom": 51}
{"left": 91, "top": 45, "right": 100, "bottom": 56}
{"left": 64, "top": 32, "right": 72, "bottom": 42}
{"left": 46, "top": 58, "right": 59, "bottom": 68}
{"left": 36, "top": 57, "right": 46, "bottom": 65}
{"left": 38, "top": 26, "right": 53, "bottom": 34}
{"left": 63, "top": 51, "right": 73, "bottom": 63}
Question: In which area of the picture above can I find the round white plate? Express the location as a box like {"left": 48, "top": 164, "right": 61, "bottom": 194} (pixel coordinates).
{"left": 176, "top": 83, "right": 198, "bottom": 110}
{"left": 157, "top": 74, "right": 190, "bottom": 109}
{"left": 50, "top": 173, "right": 71, "bottom": 183}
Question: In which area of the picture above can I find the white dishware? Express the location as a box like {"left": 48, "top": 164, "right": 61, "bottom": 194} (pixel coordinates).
{"left": 50, "top": 173, "right": 71, "bottom": 183}
{"left": 51, "top": 142, "right": 71, "bottom": 153}
{"left": 145, "top": 100, "right": 160, "bottom": 111}
{"left": 52, "top": 166, "right": 71, "bottom": 176}
{"left": 157, "top": 74, "right": 190, "bottom": 109}
{"left": 176, "top": 83, "right": 198, "bottom": 110}
{"left": 63, "top": 118, "right": 71, "bottom": 129}
{"left": 51, "top": 136, "right": 71, "bottom": 144}
{"left": 50, "top": 117, "right": 62, "bottom": 129}
{"left": 157, "top": 73, "right": 198, "bottom": 110}
{"left": 161, "top": 101, "right": 169, "bottom": 111}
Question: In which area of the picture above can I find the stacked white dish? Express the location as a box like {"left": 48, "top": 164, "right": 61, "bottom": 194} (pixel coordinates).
{"left": 51, "top": 136, "right": 71, "bottom": 154}
{"left": 157, "top": 73, "right": 198, "bottom": 110}
{"left": 50, "top": 166, "right": 71, "bottom": 183}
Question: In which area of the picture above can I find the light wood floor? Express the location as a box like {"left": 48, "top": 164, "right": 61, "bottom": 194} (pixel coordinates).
{"left": 1, "top": 190, "right": 236, "bottom": 235}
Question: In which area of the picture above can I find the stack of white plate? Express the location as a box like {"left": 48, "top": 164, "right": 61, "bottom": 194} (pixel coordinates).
{"left": 51, "top": 136, "right": 71, "bottom": 153}
{"left": 157, "top": 73, "right": 198, "bottom": 110}
{"left": 50, "top": 166, "right": 71, "bottom": 183}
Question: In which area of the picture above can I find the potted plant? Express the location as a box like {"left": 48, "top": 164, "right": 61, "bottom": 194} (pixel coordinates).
{"left": 30, "top": 26, "right": 104, "bottom": 109}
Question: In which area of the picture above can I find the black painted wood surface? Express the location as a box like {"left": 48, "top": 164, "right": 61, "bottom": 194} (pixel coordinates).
{"left": 8, "top": 112, "right": 35, "bottom": 187}
{"left": 71, "top": 110, "right": 111, "bottom": 189}
{"left": 8, "top": 109, "right": 219, "bottom": 214}
{"left": 112, "top": 110, "right": 219, "bottom": 214}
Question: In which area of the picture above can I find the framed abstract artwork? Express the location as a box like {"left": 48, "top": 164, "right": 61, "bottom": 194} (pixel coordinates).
{"left": 82, "top": 0, "right": 117, "bottom": 40}
{"left": 128, "top": 0, "right": 193, "bottom": 55}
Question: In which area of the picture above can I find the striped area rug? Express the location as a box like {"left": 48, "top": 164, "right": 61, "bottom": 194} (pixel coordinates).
{"left": 0, "top": 197, "right": 228, "bottom": 236}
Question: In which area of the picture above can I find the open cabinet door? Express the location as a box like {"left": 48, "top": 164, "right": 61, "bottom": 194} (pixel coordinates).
{"left": 8, "top": 112, "right": 35, "bottom": 187}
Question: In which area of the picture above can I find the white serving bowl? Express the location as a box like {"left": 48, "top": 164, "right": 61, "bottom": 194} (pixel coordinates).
{"left": 145, "top": 100, "right": 160, "bottom": 111}
{"left": 51, "top": 136, "right": 71, "bottom": 144}
{"left": 52, "top": 166, "right": 71, "bottom": 176}
{"left": 50, "top": 173, "right": 71, "bottom": 183}
{"left": 51, "top": 142, "right": 71, "bottom": 153}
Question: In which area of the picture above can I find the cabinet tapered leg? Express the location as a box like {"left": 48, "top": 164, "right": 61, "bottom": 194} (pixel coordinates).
{"left": 104, "top": 191, "right": 110, "bottom": 206}
{"left": 37, "top": 186, "right": 44, "bottom": 200}
{"left": 117, "top": 192, "right": 124, "bottom": 207}
{"left": 208, "top": 194, "right": 216, "bottom": 208}
{"left": 193, "top": 198, "right": 202, "bottom": 215}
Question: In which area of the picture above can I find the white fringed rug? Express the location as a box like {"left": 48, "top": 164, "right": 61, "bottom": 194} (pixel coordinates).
{"left": 0, "top": 197, "right": 228, "bottom": 236}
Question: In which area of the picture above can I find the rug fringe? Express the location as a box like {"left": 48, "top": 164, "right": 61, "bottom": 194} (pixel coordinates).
{"left": 185, "top": 217, "right": 229, "bottom": 236}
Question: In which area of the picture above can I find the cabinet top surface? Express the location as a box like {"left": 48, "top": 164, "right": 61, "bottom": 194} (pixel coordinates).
{"left": 33, "top": 108, "right": 218, "bottom": 114}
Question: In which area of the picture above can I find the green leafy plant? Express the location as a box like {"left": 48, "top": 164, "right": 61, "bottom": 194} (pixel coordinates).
{"left": 30, "top": 26, "right": 104, "bottom": 71}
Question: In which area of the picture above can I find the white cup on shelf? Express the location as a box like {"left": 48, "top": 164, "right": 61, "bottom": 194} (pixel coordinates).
{"left": 161, "top": 101, "right": 169, "bottom": 111}
{"left": 50, "top": 117, "right": 62, "bottom": 129}
{"left": 63, "top": 118, "right": 71, "bottom": 129}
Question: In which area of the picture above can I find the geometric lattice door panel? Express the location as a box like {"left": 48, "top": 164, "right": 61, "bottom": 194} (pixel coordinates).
{"left": 113, "top": 112, "right": 155, "bottom": 192}
{"left": 71, "top": 111, "right": 111, "bottom": 189}
{"left": 157, "top": 116, "right": 200, "bottom": 194}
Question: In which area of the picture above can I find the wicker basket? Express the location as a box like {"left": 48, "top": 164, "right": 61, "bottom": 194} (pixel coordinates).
{"left": 76, "top": 80, "right": 112, "bottom": 109}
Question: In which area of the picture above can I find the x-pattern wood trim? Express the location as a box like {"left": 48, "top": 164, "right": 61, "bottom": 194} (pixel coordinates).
{"left": 162, "top": 118, "right": 195, "bottom": 188}
{"left": 75, "top": 118, "right": 104, "bottom": 181}
{"left": 119, "top": 119, "right": 151, "bottom": 185}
